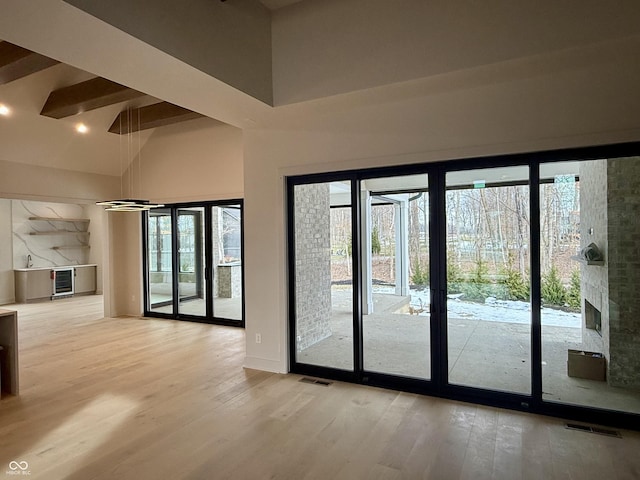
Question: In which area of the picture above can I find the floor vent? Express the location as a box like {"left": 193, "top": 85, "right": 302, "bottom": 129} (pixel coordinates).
{"left": 299, "top": 377, "right": 332, "bottom": 387}
{"left": 565, "top": 423, "right": 621, "bottom": 438}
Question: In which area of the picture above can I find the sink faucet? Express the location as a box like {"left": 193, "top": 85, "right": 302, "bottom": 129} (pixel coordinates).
{"left": 27, "top": 254, "right": 33, "bottom": 268}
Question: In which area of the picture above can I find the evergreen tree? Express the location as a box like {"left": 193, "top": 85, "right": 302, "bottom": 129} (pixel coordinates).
{"left": 541, "top": 265, "right": 566, "bottom": 306}
{"left": 566, "top": 268, "right": 581, "bottom": 310}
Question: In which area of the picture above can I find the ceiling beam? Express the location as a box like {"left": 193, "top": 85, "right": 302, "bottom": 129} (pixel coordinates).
{"left": 109, "top": 102, "right": 204, "bottom": 134}
{"left": 40, "top": 77, "right": 146, "bottom": 119}
{"left": 0, "top": 41, "right": 59, "bottom": 85}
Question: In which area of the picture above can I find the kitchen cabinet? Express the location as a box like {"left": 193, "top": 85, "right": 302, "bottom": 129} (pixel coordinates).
{"left": 14, "top": 264, "right": 97, "bottom": 302}
{"left": 74, "top": 265, "right": 97, "bottom": 294}
{"left": 14, "top": 268, "right": 52, "bottom": 302}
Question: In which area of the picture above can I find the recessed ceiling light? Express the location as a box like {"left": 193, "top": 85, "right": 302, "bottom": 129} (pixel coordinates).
{"left": 0, "top": 104, "right": 10, "bottom": 116}
{"left": 76, "top": 123, "right": 89, "bottom": 133}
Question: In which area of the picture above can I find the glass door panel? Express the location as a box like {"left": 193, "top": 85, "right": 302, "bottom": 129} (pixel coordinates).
{"left": 361, "top": 174, "right": 431, "bottom": 379}
{"left": 147, "top": 208, "right": 174, "bottom": 314}
{"left": 540, "top": 159, "right": 640, "bottom": 414}
{"left": 212, "top": 204, "right": 243, "bottom": 321}
{"left": 293, "top": 181, "right": 354, "bottom": 371}
{"left": 178, "top": 207, "right": 205, "bottom": 317}
{"left": 145, "top": 201, "right": 245, "bottom": 325}
{"left": 446, "top": 166, "right": 531, "bottom": 394}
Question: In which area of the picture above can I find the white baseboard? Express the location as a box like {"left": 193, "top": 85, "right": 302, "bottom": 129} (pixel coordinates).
{"left": 243, "top": 355, "right": 288, "bottom": 374}
{"left": 0, "top": 297, "right": 15, "bottom": 306}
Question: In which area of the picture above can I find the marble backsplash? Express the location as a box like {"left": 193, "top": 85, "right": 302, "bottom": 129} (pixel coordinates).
{"left": 12, "top": 200, "right": 90, "bottom": 269}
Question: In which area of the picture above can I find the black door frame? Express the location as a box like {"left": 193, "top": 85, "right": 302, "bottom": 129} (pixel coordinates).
{"left": 142, "top": 199, "right": 245, "bottom": 327}
{"left": 287, "top": 142, "right": 640, "bottom": 430}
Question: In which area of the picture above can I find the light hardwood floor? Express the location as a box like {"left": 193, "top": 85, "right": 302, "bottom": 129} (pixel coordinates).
{"left": 1, "top": 295, "right": 639, "bottom": 479}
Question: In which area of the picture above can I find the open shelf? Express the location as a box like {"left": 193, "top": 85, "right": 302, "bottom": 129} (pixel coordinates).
{"left": 29, "top": 231, "right": 90, "bottom": 236}
{"left": 51, "top": 245, "right": 90, "bottom": 250}
{"left": 29, "top": 216, "right": 90, "bottom": 223}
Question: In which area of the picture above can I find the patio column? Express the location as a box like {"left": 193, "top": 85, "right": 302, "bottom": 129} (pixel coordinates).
{"left": 395, "top": 199, "right": 410, "bottom": 296}
{"left": 361, "top": 191, "right": 373, "bottom": 314}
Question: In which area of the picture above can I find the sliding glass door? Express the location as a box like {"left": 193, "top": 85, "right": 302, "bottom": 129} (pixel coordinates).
{"left": 290, "top": 174, "right": 433, "bottom": 381}
{"left": 147, "top": 208, "right": 174, "bottom": 314}
{"left": 361, "top": 174, "right": 431, "bottom": 380}
{"left": 144, "top": 200, "right": 244, "bottom": 326}
{"left": 292, "top": 181, "right": 354, "bottom": 371}
{"left": 288, "top": 146, "right": 640, "bottom": 428}
{"left": 445, "top": 166, "right": 531, "bottom": 394}
{"left": 212, "top": 204, "right": 243, "bottom": 322}
{"left": 178, "top": 207, "right": 205, "bottom": 316}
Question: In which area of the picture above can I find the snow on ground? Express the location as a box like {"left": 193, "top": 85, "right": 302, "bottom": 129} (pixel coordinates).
{"left": 373, "top": 286, "right": 581, "bottom": 328}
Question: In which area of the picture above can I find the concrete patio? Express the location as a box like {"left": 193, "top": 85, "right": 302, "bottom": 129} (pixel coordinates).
{"left": 297, "top": 290, "right": 640, "bottom": 414}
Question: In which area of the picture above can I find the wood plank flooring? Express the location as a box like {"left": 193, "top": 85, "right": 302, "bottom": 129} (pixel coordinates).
{"left": 1, "top": 295, "right": 639, "bottom": 479}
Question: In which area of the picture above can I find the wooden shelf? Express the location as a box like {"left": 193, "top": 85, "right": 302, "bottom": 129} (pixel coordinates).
{"left": 29, "top": 231, "right": 89, "bottom": 236}
{"left": 51, "top": 245, "right": 90, "bottom": 250}
{"left": 570, "top": 255, "right": 604, "bottom": 266}
{"left": 29, "top": 216, "right": 90, "bottom": 223}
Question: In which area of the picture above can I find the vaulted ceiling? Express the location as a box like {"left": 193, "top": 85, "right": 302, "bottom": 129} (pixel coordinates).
{"left": 0, "top": 39, "right": 220, "bottom": 177}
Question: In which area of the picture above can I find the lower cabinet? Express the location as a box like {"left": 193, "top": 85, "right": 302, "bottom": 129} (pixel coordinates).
{"left": 15, "top": 269, "right": 51, "bottom": 302}
{"left": 74, "top": 266, "right": 97, "bottom": 294}
{"left": 14, "top": 265, "right": 97, "bottom": 302}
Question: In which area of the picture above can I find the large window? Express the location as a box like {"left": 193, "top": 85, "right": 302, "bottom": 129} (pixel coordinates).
{"left": 144, "top": 201, "right": 244, "bottom": 326}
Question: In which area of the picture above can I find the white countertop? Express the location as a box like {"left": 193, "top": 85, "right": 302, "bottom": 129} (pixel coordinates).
{"left": 15, "top": 264, "right": 97, "bottom": 272}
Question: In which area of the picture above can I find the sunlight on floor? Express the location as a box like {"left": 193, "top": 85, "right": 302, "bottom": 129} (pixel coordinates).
{"left": 13, "top": 394, "right": 139, "bottom": 479}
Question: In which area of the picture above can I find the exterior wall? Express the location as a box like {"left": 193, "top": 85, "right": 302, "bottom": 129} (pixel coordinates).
{"left": 293, "top": 183, "right": 332, "bottom": 351}
{"left": 606, "top": 157, "right": 640, "bottom": 387}
{"left": 579, "top": 157, "right": 640, "bottom": 387}
{"left": 579, "top": 160, "right": 608, "bottom": 357}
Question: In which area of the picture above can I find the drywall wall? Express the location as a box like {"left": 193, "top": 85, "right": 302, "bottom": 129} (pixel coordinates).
{"left": 0, "top": 199, "right": 14, "bottom": 305}
{"left": 107, "top": 119, "right": 244, "bottom": 317}
{"left": 243, "top": 39, "right": 640, "bottom": 372}
{"left": 86, "top": 204, "right": 106, "bottom": 294}
{"left": 0, "top": 159, "right": 119, "bottom": 204}
{"left": 133, "top": 119, "right": 244, "bottom": 204}
{"left": 106, "top": 211, "right": 141, "bottom": 317}
{"left": 64, "top": 0, "right": 272, "bottom": 105}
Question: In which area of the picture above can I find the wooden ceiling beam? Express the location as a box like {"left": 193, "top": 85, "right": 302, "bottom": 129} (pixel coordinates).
{"left": 40, "top": 77, "right": 146, "bottom": 119}
{"left": 109, "top": 102, "right": 204, "bottom": 134}
{"left": 0, "top": 41, "right": 59, "bottom": 85}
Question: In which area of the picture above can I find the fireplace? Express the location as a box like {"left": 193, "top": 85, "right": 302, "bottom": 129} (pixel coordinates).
{"left": 585, "top": 299, "right": 602, "bottom": 337}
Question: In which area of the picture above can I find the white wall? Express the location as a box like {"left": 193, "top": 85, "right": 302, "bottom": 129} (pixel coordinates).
{"left": 109, "top": 120, "right": 245, "bottom": 317}
{"left": 244, "top": 5, "right": 640, "bottom": 371}
{"left": 0, "top": 199, "right": 15, "bottom": 305}
{"left": 135, "top": 119, "right": 244, "bottom": 204}
{"left": 65, "top": 0, "right": 272, "bottom": 105}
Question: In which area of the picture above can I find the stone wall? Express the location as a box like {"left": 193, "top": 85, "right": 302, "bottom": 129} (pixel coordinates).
{"left": 579, "top": 160, "right": 608, "bottom": 357}
{"left": 294, "top": 183, "right": 332, "bottom": 351}
{"left": 217, "top": 263, "right": 242, "bottom": 298}
{"left": 606, "top": 157, "right": 640, "bottom": 387}
{"left": 580, "top": 157, "right": 640, "bottom": 387}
